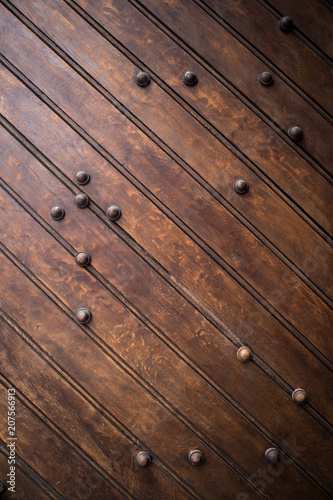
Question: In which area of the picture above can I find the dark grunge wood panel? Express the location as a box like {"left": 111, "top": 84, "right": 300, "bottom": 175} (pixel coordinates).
{"left": 0, "top": 0, "right": 332, "bottom": 499}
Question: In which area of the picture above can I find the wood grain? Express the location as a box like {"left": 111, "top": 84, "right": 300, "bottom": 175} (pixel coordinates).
{"left": 1, "top": 13, "right": 333, "bottom": 357}
{"left": 260, "top": 0, "right": 333, "bottom": 58}
{"left": 0, "top": 320, "right": 195, "bottom": 499}
{"left": 0, "top": 448, "right": 53, "bottom": 500}
{"left": 0, "top": 382, "right": 126, "bottom": 499}
{"left": 1, "top": 71, "right": 333, "bottom": 427}
{"left": 71, "top": 0, "right": 333, "bottom": 176}
{"left": 0, "top": 132, "right": 333, "bottom": 493}
{"left": 139, "top": 0, "right": 333, "bottom": 117}
{"left": 0, "top": 1, "right": 332, "bottom": 498}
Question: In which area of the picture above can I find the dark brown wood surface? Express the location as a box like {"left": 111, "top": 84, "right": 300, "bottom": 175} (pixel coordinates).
{"left": 0, "top": 0, "right": 332, "bottom": 499}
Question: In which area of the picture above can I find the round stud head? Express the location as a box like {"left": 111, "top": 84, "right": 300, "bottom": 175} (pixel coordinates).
{"left": 50, "top": 205, "right": 65, "bottom": 221}
{"left": 237, "top": 346, "right": 253, "bottom": 363}
{"left": 278, "top": 16, "right": 293, "bottom": 32}
{"left": 233, "top": 178, "right": 249, "bottom": 194}
{"left": 74, "top": 193, "right": 89, "bottom": 208}
{"left": 106, "top": 205, "right": 121, "bottom": 221}
{"left": 188, "top": 449, "right": 205, "bottom": 466}
{"left": 182, "top": 70, "right": 198, "bottom": 86}
{"left": 136, "top": 71, "right": 150, "bottom": 87}
{"left": 76, "top": 170, "right": 90, "bottom": 185}
{"left": 265, "top": 448, "right": 280, "bottom": 465}
{"left": 76, "top": 308, "right": 92, "bottom": 324}
{"left": 292, "top": 388, "right": 307, "bottom": 405}
{"left": 135, "top": 451, "right": 152, "bottom": 468}
{"left": 75, "top": 251, "right": 91, "bottom": 267}
{"left": 288, "top": 125, "right": 304, "bottom": 142}
{"left": 258, "top": 71, "right": 274, "bottom": 86}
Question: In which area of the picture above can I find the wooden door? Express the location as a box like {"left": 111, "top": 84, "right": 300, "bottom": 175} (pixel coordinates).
{"left": 0, "top": 0, "right": 332, "bottom": 498}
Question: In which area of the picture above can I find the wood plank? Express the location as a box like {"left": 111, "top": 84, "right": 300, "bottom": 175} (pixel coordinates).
{"left": 137, "top": 0, "right": 333, "bottom": 117}
{"left": 70, "top": 0, "right": 333, "bottom": 175}
{"left": 261, "top": 0, "right": 333, "bottom": 58}
{"left": 0, "top": 383, "right": 125, "bottom": 500}
{"left": 0, "top": 449, "right": 52, "bottom": 500}
{"left": 0, "top": 146, "right": 333, "bottom": 492}
{"left": 5, "top": 0, "right": 333, "bottom": 249}
{"left": 1, "top": 73, "right": 333, "bottom": 426}
{"left": 0, "top": 320, "right": 195, "bottom": 500}
{"left": 0, "top": 252, "right": 262, "bottom": 499}
{"left": 1, "top": 28, "right": 332, "bottom": 355}
{"left": 0, "top": 147, "right": 331, "bottom": 498}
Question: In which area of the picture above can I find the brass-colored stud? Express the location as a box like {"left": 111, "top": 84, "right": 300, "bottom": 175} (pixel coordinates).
{"left": 292, "top": 388, "right": 307, "bottom": 405}
{"left": 233, "top": 178, "right": 249, "bottom": 194}
{"left": 237, "top": 346, "right": 253, "bottom": 363}
{"left": 188, "top": 449, "right": 205, "bottom": 466}
{"left": 278, "top": 16, "right": 293, "bottom": 32}
{"left": 76, "top": 170, "right": 90, "bottom": 185}
{"left": 182, "top": 70, "right": 198, "bottom": 86}
{"left": 76, "top": 308, "right": 92, "bottom": 324}
{"left": 265, "top": 448, "right": 280, "bottom": 465}
{"left": 74, "top": 193, "right": 89, "bottom": 209}
{"left": 136, "top": 71, "right": 150, "bottom": 87}
{"left": 106, "top": 205, "right": 121, "bottom": 221}
{"left": 50, "top": 205, "right": 65, "bottom": 221}
{"left": 135, "top": 451, "right": 152, "bottom": 468}
{"left": 75, "top": 252, "right": 91, "bottom": 267}
{"left": 288, "top": 125, "right": 303, "bottom": 142}
{"left": 258, "top": 71, "right": 274, "bottom": 86}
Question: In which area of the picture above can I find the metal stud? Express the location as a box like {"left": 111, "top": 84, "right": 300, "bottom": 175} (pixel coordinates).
{"left": 237, "top": 346, "right": 253, "bottom": 363}
{"left": 182, "top": 70, "right": 198, "bottom": 86}
{"left": 258, "top": 71, "right": 274, "bottom": 86}
{"left": 76, "top": 308, "right": 92, "bottom": 324}
{"left": 75, "top": 251, "right": 91, "bottom": 267}
{"left": 106, "top": 205, "right": 121, "bottom": 221}
{"left": 278, "top": 16, "right": 293, "bottom": 32}
{"left": 0, "top": 479, "right": 4, "bottom": 493}
{"left": 292, "top": 388, "right": 307, "bottom": 405}
{"left": 233, "top": 178, "right": 249, "bottom": 194}
{"left": 74, "top": 193, "right": 89, "bottom": 209}
{"left": 76, "top": 170, "right": 90, "bottom": 185}
{"left": 265, "top": 448, "right": 280, "bottom": 465}
{"left": 188, "top": 449, "right": 205, "bottom": 466}
{"left": 288, "top": 125, "right": 304, "bottom": 142}
{"left": 50, "top": 205, "right": 65, "bottom": 221}
{"left": 135, "top": 451, "right": 152, "bottom": 468}
{"left": 136, "top": 71, "right": 150, "bottom": 87}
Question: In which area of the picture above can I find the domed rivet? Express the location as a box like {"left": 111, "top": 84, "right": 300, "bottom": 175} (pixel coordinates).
{"left": 278, "top": 16, "right": 293, "bottom": 32}
{"left": 265, "top": 448, "right": 280, "bottom": 465}
{"left": 237, "top": 346, "right": 253, "bottom": 363}
{"left": 136, "top": 71, "right": 150, "bottom": 87}
{"left": 74, "top": 193, "right": 89, "bottom": 209}
{"left": 258, "top": 71, "right": 274, "bottom": 86}
{"left": 75, "top": 252, "right": 91, "bottom": 267}
{"left": 288, "top": 125, "right": 303, "bottom": 142}
{"left": 106, "top": 205, "right": 121, "bottom": 221}
{"left": 76, "top": 308, "right": 92, "bottom": 324}
{"left": 50, "top": 205, "right": 65, "bottom": 221}
{"left": 188, "top": 449, "right": 205, "bottom": 466}
{"left": 135, "top": 451, "right": 152, "bottom": 468}
{"left": 292, "top": 388, "right": 307, "bottom": 405}
{"left": 233, "top": 178, "right": 249, "bottom": 194}
{"left": 182, "top": 71, "right": 198, "bottom": 86}
{"left": 76, "top": 170, "right": 90, "bottom": 185}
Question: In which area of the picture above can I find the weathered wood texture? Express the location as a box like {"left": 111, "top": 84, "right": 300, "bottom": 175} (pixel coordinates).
{"left": 0, "top": 0, "right": 332, "bottom": 499}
